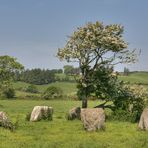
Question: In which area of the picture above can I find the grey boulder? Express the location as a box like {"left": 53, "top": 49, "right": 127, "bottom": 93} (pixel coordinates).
{"left": 138, "top": 108, "right": 148, "bottom": 130}
{"left": 30, "top": 106, "right": 53, "bottom": 122}
{"left": 0, "top": 111, "right": 13, "bottom": 130}
{"left": 81, "top": 108, "right": 105, "bottom": 131}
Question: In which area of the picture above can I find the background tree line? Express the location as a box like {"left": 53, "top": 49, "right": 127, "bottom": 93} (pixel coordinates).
{"left": 14, "top": 66, "right": 80, "bottom": 85}
{"left": 15, "top": 69, "right": 63, "bottom": 85}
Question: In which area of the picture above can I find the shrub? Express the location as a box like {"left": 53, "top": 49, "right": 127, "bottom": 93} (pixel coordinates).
{"left": 42, "top": 86, "right": 63, "bottom": 99}
{"left": 112, "top": 84, "right": 147, "bottom": 122}
{"left": 3, "top": 87, "right": 15, "bottom": 98}
{"left": 25, "top": 85, "right": 38, "bottom": 93}
{"left": 87, "top": 66, "right": 146, "bottom": 122}
{"left": 109, "top": 109, "right": 136, "bottom": 122}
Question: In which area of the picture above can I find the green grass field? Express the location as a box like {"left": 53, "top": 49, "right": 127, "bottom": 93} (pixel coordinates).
{"left": 0, "top": 100, "right": 148, "bottom": 148}
{"left": 1, "top": 72, "right": 148, "bottom": 147}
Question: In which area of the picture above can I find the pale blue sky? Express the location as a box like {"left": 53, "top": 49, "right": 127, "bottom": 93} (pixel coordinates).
{"left": 0, "top": 0, "right": 148, "bottom": 71}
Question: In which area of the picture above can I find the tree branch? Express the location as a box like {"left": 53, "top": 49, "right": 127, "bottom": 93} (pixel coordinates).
{"left": 94, "top": 101, "right": 115, "bottom": 110}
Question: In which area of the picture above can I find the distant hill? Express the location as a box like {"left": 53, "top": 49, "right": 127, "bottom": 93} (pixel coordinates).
{"left": 13, "top": 71, "right": 148, "bottom": 98}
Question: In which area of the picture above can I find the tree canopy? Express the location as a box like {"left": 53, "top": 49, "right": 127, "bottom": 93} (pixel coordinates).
{"left": 0, "top": 55, "right": 24, "bottom": 82}
{"left": 57, "top": 21, "right": 137, "bottom": 108}
{"left": 0, "top": 55, "right": 24, "bottom": 98}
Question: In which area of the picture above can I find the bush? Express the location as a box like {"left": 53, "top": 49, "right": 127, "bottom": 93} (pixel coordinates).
{"left": 3, "top": 87, "right": 15, "bottom": 98}
{"left": 89, "top": 66, "right": 146, "bottom": 122}
{"left": 109, "top": 109, "right": 136, "bottom": 122}
{"left": 112, "top": 84, "right": 147, "bottom": 122}
{"left": 25, "top": 85, "right": 38, "bottom": 93}
{"left": 42, "top": 86, "right": 63, "bottom": 99}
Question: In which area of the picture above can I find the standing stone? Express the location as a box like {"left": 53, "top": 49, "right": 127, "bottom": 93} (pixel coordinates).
{"left": 30, "top": 106, "right": 53, "bottom": 122}
{"left": 81, "top": 108, "right": 105, "bottom": 131}
{"left": 67, "top": 107, "right": 81, "bottom": 120}
{"left": 138, "top": 108, "right": 148, "bottom": 130}
{"left": 0, "top": 111, "right": 8, "bottom": 122}
{"left": 0, "top": 111, "right": 13, "bottom": 130}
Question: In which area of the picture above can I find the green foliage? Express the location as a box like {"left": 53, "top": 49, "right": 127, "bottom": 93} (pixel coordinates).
{"left": 77, "top": 66, "right": 118, "bottom": 102}
{"left": 87, "top": 66, "right": 146, "bottom": 122}
{"left": 25, "top": 85, "right": 38, "bottom": 93}
{"left": 0, "top": 81, "right": 15, "bottom": 99}
{"left": 91, "top": 66, "right": 118, "bottom": 101}
{"left": 0, "top": 55, "right": 24, "bottom": 82}
{"left": 0, "top": 55, "right": 23, "bottom": 98}
{"left": 42, "top": 86, "right": 63, "bottom": 99}
{"left": 109, "top": 109, "right": 134, "bottom": 122}
{"left": 111, "top": 83, "right": 146, "bottom": 122}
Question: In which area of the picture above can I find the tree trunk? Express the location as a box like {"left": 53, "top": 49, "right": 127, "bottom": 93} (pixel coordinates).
{"left": 82, "top": 99, "right": 87, "bottom": 108}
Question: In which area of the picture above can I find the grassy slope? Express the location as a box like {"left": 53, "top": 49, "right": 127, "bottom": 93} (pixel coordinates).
{"left": 0, "top": 100, "right": 148, "bottom": 148}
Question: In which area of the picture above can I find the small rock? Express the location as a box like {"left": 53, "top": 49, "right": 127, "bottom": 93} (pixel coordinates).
{"left": 67, "top": 107, "right": 81, "bottom": 120}
{"left": 30, "top": 106, "right": 53, "bottom": 122}
{"left": 138, "top": 108, "right": 148, "bottom": 130}
{"left": 81, "top": 108, "right": 105, "bottom": 131}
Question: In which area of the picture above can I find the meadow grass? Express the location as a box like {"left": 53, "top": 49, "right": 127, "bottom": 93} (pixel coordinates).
{"left": 0, "top": 100, "right": 148, "bottom": 148}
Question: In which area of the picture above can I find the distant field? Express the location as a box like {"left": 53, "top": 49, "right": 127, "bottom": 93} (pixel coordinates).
{"left": 0, "top": 100, "right": 148, "bottom": 148}
{"left": 13, "top": 81, "right": 77, "bottom": 99}
{"left": 119, "top": 72, "right": 148, "bottom": 84}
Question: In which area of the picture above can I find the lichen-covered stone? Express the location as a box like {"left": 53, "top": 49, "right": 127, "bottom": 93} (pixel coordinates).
{"left": 30, "top": 106, "right": 53, "bottom": 122}
{"left": 81, "top": 108, "right": 105, "bottom": 131}
{"left": 138, "top": 108, "right": 148, "bottom": 130}
{"left": 0, "top": 111, "right": 13, "bottom": 130}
